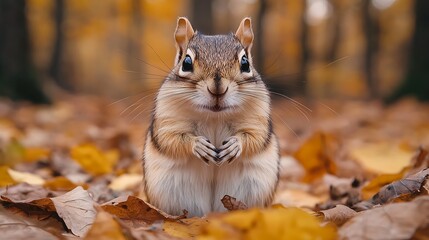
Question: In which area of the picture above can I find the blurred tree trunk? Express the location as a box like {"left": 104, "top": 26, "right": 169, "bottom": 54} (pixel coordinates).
{"left": 49, "top": 0, "right": 71, "bottom": 90}
{"left": 191, "top": 0, "right": 213, "bottom": 34}
{"left": 128, "top": 0, "right": 143, "bottom": 75}
{"left": 299, "top": 0, "right": 309, "bottom": 96}
{"left": 389, "top": 0, "right": 429, "bottom": 101}
{"left": 255, "top": 0, "right": 267, "bottom": 74}
{"left": 362, "top": 0, "right": 379, "bottom": 99}
{"left": 0, "top": 0, "right": 49, "bottom": 103}
{"left": 327, "top": 0, "right": 340, "bottom": 62}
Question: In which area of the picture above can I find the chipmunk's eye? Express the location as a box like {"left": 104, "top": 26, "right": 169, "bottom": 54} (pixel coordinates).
{"left": 240, "top": 55, "right": 250, "bottom": 73}
{"left": 182, "top": 55, "right": 193, "bottom": 72}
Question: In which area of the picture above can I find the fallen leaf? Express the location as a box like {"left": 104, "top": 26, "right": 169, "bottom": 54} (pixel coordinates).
{"left": 108, "top": 173, "right": 142, "bottom": 191}
{"left": 23, "top": 147, "right": 51, "bottom": 162}
{"left": 7, "top": 168, "right": 45, "bottom": 185}
{"left": 44, "top": 176, "right": 86, "bottom": 191}
{"left": 221, "top": 195, "right": 248, "bottom": 211}
{"left": 273, "top": 189, "right": 327, "bottom": 208}
{"left": 70, "top": 144, "right": 118, "bottom": 176}
{"left": 84, "top": 209, "right": 127, "bottom": 240}
{"left": 0, "top": 206, "right": 60, "bottom": 240}
{"left": 339, "top": 196, "right": 429, "bottom": 240}
{"left": 361, "top": 168, "right": 408, "bottom": 200}
{"left": 354, "top": 168, "right": 429, "bottom": 211}
{"left": 317, "top": 205, "right": 357, "bottom": 226}
{"left": 0, "top": 183, "right": 60, "bottom": 202}
{"left": 350, "top": 142, "right": 414, "bottom": 174}
{"left": 199, "top": 207, "right": 337, "bottom": 240}
{"left": 163, "top": 218, "right": 208, "bottom": 239}
{"left": 293, "top": 132, "right": 338, "bottom": 182}
{"left": 102, "top": 195, "right": 167, "bottom": 224}
{"left": 408, "top": 147, "right": 429, "bottom": 175}
{"left": 0, "top": 166, "right": 17, "bottom": 187}
{"left": 51, "top": 186, "right": 97, "bottom": 237}
{"left": 0, "top": 139, "right": 25, "bottom": 166}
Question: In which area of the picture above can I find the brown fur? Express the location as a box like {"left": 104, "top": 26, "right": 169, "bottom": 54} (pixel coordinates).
{"left": 142, "top": 17, "right": 280, "bottom": 217}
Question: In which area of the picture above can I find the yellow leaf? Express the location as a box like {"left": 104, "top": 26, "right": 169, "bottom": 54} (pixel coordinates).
{"left": 163, "top": 218, "right": 208, "bottom": 239}
{"left": 24, "top": 147, "right": 51, "bottom": 162}
{"left": 199, "top": 208, "right": 337, "bottom": 240}
{"left": 0, "top": 139, "right": 25, "bottom": 166}
{"left": 0, "top": 166, "right": 16, "bottom": 187}
{"left": 70, "top": 144, "right": 119, "bottom": 175}
{"left": 293, "top": 132, "right": 338, "bottom": 182}
{"left": 7, "top": 168, "right": 45, "bottom": 185}
{"left": 44, "top": 176, "right": 87, "bottom": 191}
{"left": 108, "top": 173, "right": 142, "bottom": 191}
{"left": 350, "top": 142, "right": 414, "bottom": 174}
{"left": 84, "top": 210, "right": 127, "bottom": 240}
{"left": 274, "top": 189, "right": 327, "bottom": 208}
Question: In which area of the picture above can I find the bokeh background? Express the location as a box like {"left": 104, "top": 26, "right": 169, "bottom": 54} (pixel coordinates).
{"left": 0, "top": 0, "right": 428, "bottom": 103}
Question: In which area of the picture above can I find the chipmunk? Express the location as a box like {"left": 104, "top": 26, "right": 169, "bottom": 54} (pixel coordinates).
{"left": 142, "top": 17, "right": 280, "bottom": 217}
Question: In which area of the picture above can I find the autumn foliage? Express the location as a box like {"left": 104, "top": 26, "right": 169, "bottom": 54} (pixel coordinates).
{"left": 0, "top": 96, "right": 429, "bottom": 239}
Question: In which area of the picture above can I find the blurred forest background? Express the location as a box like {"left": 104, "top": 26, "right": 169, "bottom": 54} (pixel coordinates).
{"left": 0, "top": 0, "right": 428, "bottom": 103}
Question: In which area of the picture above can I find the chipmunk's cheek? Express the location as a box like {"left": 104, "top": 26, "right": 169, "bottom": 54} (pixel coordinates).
{"left": 223, "top": 84, "right": 242, "bottom": 107}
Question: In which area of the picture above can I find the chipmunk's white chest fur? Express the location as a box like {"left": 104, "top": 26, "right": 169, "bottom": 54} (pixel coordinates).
{"left": 143, "top": 116, "right": 279, "bottom": 217}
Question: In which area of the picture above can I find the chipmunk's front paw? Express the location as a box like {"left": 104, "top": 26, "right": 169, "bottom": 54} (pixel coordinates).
{"left": 192, "top": 136, "right": 218, "bottom": 165}
{"left": 217, "top": 136, "right": 242, "bottom": 164}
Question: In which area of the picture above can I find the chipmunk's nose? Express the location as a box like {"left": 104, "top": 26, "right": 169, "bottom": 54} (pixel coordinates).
{"left": 207, "top": 86, "right": 228, "bottom": 98}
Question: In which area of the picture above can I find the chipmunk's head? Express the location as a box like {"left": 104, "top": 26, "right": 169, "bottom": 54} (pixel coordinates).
{"left": 160, "top": 17, "right": 269, "bottom": 114}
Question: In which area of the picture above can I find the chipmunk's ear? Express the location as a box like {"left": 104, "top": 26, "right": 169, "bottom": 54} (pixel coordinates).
{"left": 175, "top": 17, "right": 195, "bottom": 58}
{"left": 235, "top": 17, "right": 254, "bottom": 51}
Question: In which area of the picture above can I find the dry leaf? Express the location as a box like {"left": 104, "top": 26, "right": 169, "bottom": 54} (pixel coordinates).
{"left": 274, "top": 189, "right": 327, "bottom": 208}
{"left": 102, "top": 195, "right": 167, "bottom": 224}
{"left": 0, "top": 139, "right": 25, "bottom": 166}
{"left": 354, "top": 168, "right": 429, "bottom": 211}
{"left": 293, "top": 132, "right": 338, "bottom": 182}
{"left": 0, "top": 183, "right": 60, "bottom": 203}
{"left": 221, "top": 195, "right": 248, "bottom": 211}
{"left": 51, "top": 186, "right": 97, "bottom": 237}
{"left": 339, "top": 196, "right": 429, "bottom": 240}
{"left": 361, "top": 168, "right": 408, "bottom": 200}
{"left": 84, "top": 209, "right": 127, "bottom": 240}
{"left": 317, "top": 205, "right": 357, "bottom": 226}
{"left": 70, "top": 144, "right": 118, "bottom": 175}
{"left": 23, "top": 147, "right": 51, "bottom": 162}
{"left": 7, "top": 168, "right": 45, "bottom": 185}
{"left": 108, "top": 173, "right": 142, "bottom": 191}
{"left": 163, "top": 218, "right": 208, "bottom": 239}
{"left": 408, "top": 147, "right": 429, "bottom": 175}
{"left": 44, "top": 176, "right": 85, "bottom": 191}
{"left": 199, "top": 207, "right": 337, "bottom": 240}
{"left": 350, "top": 142, "right": 414, "bottom": 174}
{"left": 0, "top": 166, "right": 17, "bottom": 187}
{"left": 0, "top": 206, "right": 60, "bottom": 240}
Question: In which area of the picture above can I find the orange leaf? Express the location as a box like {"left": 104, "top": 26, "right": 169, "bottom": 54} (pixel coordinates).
{"left": 293, "top": 132, "right": 338, "bottom": 182}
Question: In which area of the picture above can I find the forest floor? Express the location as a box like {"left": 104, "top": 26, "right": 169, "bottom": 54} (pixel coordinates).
{"left": 0, "top": 95, "right": 429, "bottom": 239}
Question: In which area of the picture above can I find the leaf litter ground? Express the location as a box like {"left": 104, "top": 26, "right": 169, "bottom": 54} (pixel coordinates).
{"left": 1, "top": 95, "right": 429, "bottom": 239}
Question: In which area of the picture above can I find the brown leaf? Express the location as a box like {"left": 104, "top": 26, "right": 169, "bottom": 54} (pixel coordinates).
{"left": 221, "top": 195, "right": 248, "bottom": 211}
{"left": 0, "top": 206, "right": 61, "bottom": 240}
{"left": 51, "top": 186, "right": 97, "bottom": 237}
{"left": 354, "top": 168, "right": 429, "bottom": 211}
{"left": 408, "top": 147, "right": 429, "bottom": 175}
{"left": 101, "top": 195, "right": 167, "bottom": 224}
{"left": 0, "top": 183, "right": 61, "bottom": 202}
{"left": 84, "top": 209, "right": 127, "bottom": 240}
{"left": 317, "top": 205, "right": 357, "bottom": 226}
{"left": 339, "top": 196, "right": 429, "bottom": 240}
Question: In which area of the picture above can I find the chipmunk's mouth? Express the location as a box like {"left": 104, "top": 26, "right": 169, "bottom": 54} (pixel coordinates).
{"left": 199, "top": 104, "right": 231, "bottom": 112}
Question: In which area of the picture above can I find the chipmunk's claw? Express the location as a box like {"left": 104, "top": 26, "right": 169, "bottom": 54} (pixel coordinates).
{"left": 217, "top": 136, "right": 242, "bottom": 165}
